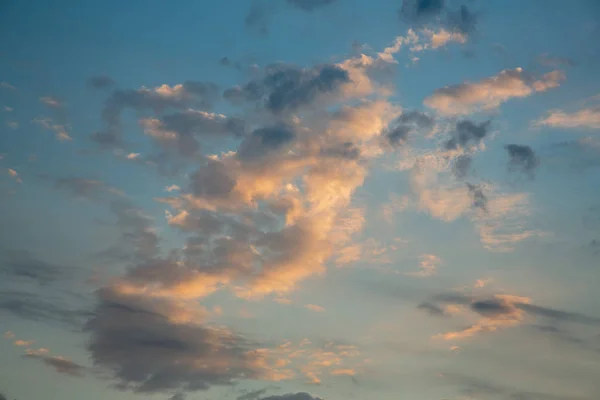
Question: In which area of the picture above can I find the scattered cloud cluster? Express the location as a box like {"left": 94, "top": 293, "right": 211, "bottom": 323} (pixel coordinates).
{"left": 424, "top": 68, "right": 565, "bottom": 115}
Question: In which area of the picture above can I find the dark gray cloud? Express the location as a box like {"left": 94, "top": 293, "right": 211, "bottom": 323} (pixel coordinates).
{"left": 0, "top": 249, "right": 64, "bottom": 285}
{"left": 383, "top": 110, "right": 434, "bottom": 147}
{"left": 189, "top": 160, "right": 237, "bottom": 200}
{"left": 398, "top": 1, "right": 478, "bottom": 35}
{"left": 260, "top": 393, "right": 323, "bottom": 400}
{"left": 466, "top": 182, "right": 487, "bottom": 211}
{"left": 147, "top": 109, "right": 245, "bottom": 158}
{"left": 447, "top": 5, "right": 478, "bottom": 35}
{"left": 426, "top": 292, "right": 600, "bottom": 326}
{"left": 224, "top": 63, "right": 350, "bottom": 114}
{"left": 442, "top": 372, "right": 592, "bottom": 400}
{"left": 85, "top": 287, "right": 263, "bottom": 394}
{"left": 0, "top": 290, "right": 90, "bottom": 327}
{"left": 54, "top": 177, "right": 122, "bottom": 201}
{"left": 471, "top": 298, "right": 513, "bottom": 317}
{"left": 587, "top": 239, "right": 600, "bottom": 255}
{"left": 237, "top": 388, "right": 270, "bottom": 400}
{"left": 94, "top": 81, "right": 218, "bottom": 146}
{"left": 245, "top": 3, "right": 273, "bottom": 35}
{"left": 95, "top": 200, "right": 159, "bottom": 263}
{"left": 505, "top": 144, "right": 539, "bottom": 177}
{"left": 417, "top": 301, "right": 446, "bottom": 316}
{"left": 237, "top": 124, "right": 296, "bottom": 161}
{"left": 398, "top": 0, "right": 445, "bottom": 22}
{"left": 445, "top": 120, "right": 491, "bottom": 150}
{"left": 287, "top": 0, "right": 336, "bottom": 12}
{"left": 516, "top": 303, "right": 600, "bottom": 325}
{"left": 87, "top": 75, "right": 116, "bottom": 89}
{"left": 453, "top": 155, "right": 472, "bottom": 179}
{"left": 320, "top": 142, "right": 361, "bottom": 160}
{"left": 24, "top": 352, "right": 86, "bottom": 377}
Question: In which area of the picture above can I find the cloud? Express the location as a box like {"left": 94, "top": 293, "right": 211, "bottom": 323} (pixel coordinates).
{"left": 33, "top": 117, "right": 72, "bottom": 141}
{"left": 94, "top": 82, "right": 219, "bottom": 146}
{"left": 6, "top": 168, "right": 22, "bottom": 183}
{"left": 305, "top": 304, "right": 325, "bottom": 312}
{"left": 535, "top": 106, "right": 600, "bottom": 129}
{"left": 139, "top": 109, "right": 244, "bottom": 161}
{"left": 13, "top": 339, "right": 34, "bottom": 346}
{"left": 446, "top": 4, "right": 478, "bottom": 35}
{"left": 537, "top": 53, "right": 575, "bottom": 68}
{"left": 0, "top": 249, "right": 65, "bottom": 285}
{"left": 23, "top": 348, "right": 85, "bottom": 377}
{"left": 505, "top": 144, "right": 539, "bottom": 177}
{"left": 452, "top": 154, "right": 472, "bottom": 179}
{"left": 260, "top": 394, "right": 322, "bottom": 400}
{"left": 85, "top": 286, "right": 266, "bottom": 393}
{"left": 466, "top": 182, "right": 487, "bottom": 211}
{"left": 398, "top": 0, "right": 445, "bottom": 23}
{"left": 424, "top": 292, "right": 600, "bottom": 341}
{"left": 237, "top": 388, "right": 270, "bottom": 400}
{"left": 87, "top": 75, "right": 116, "bottom": 89}
{"left": 287, "top": 0, "right": 336, "bottom": 12}
{"left": 0, "top": 290, "right": 90, "bottom": 327}
{"left": 406, "top": 254, "right": 441, "bottom": 277}
{"left": 95, "top": 200, "right": 160, "bottom": 263}
{"left": 420, "top": 28, "right": 466, "bottom": 49}
{"left": 40, "top": 96, "right": 62, "bottom": 108}
{"left": 224, "top": 63, "right": 350, "bottom": 114}
{"left": 54, "top": 177, "right": 123, "bottom": 201}
{"left": 237, "top": 124, "right": 296, "bottom": 162}
{"left": 0, "top": 81, "right": 16, "bottom": 90}
{"left": 417, "top": 302, "right": 446, "bottom": 316}
{"left": 424, "top": 68, "right": 565, "bottom": 115}
{"left": 6, "top": 121, "right": 18, "bottom": 129}
{"left": 383, "top": 110, "right": 435, "bottom": 147}
{"left": 545, "top": 136, "right": 600, "bottom": 172}
{"left": 165, "top": 184, "right": 181, "bottom": 192}
{"left": 245, "top": 3, "right": 274, "bottom": 35}
{"left": 445, "top": 119, "right": 491, "bottom": 151}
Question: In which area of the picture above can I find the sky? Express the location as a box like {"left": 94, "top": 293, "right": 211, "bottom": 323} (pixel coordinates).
{"left": 1, "top": 0, "right": 600, "bottom": 399}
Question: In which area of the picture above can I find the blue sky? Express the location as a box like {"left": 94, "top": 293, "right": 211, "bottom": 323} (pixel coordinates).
{"left": 1, "top": 1, "right": 600, "bottom": 400}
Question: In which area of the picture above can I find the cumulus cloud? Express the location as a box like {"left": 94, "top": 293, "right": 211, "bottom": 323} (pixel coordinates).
{"left": 535, "top": 106, "right": 600, "bottom": 129}
{"left": 424, "top": 68, "right": 565, "bottom": 115}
